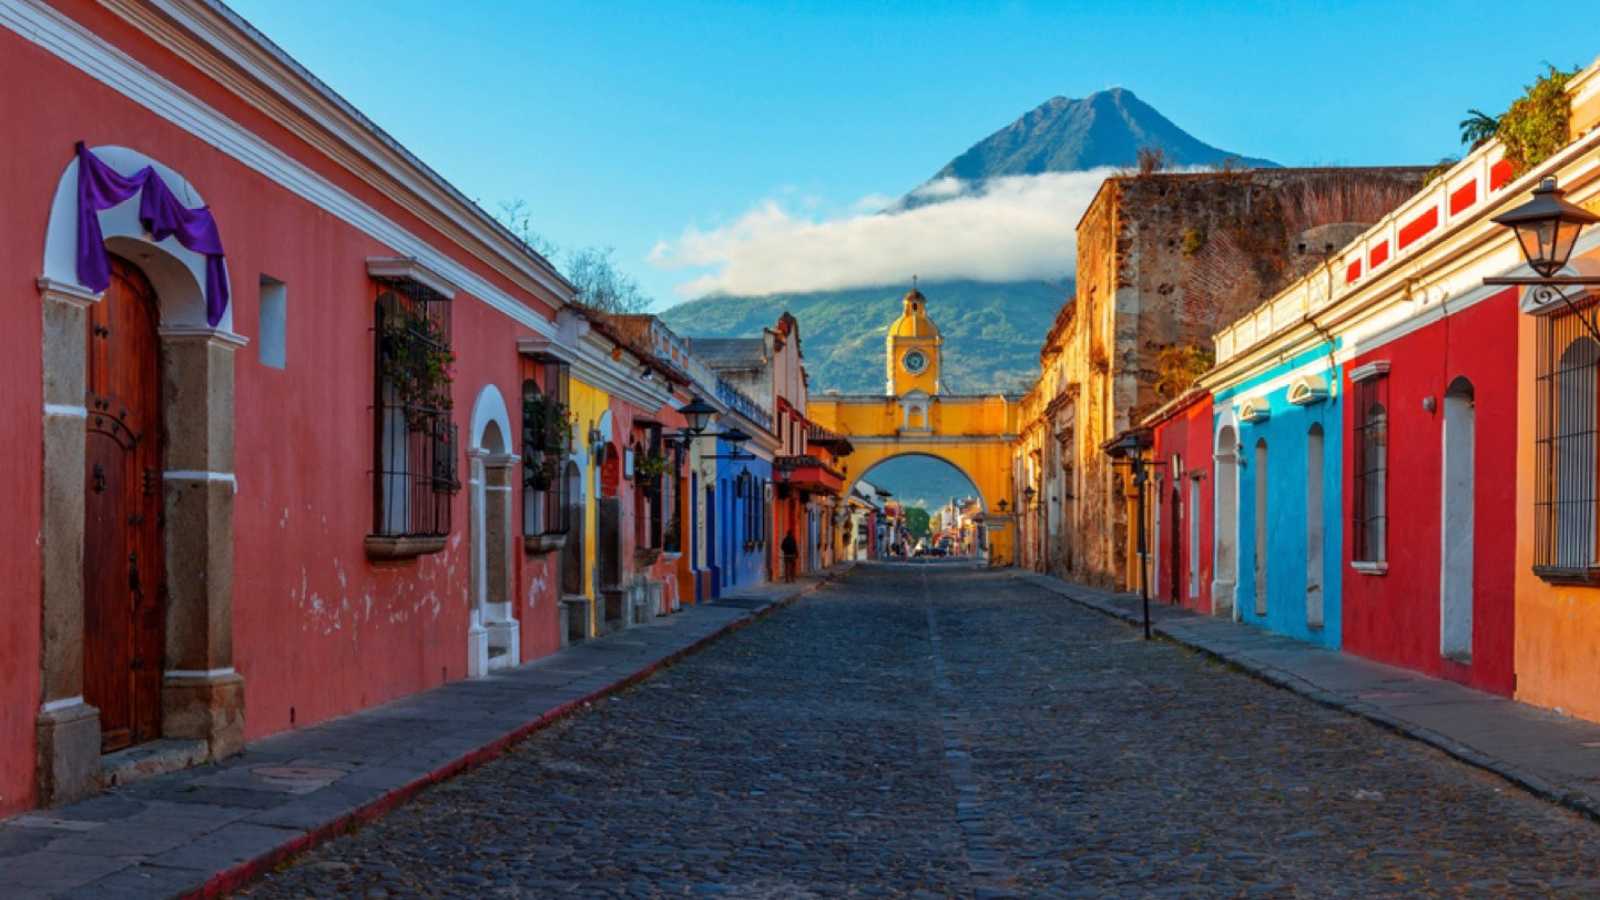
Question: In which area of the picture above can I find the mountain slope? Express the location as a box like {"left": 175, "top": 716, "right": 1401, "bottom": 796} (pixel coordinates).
{"left": 659, "top": 280, "right": 1066, "bottom": 395}
{"left": 906, "top": 87, "right": 1276, "bottom": 205}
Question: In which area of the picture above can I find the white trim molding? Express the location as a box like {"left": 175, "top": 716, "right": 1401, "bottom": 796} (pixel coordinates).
{"left": 1350, "top": 561, "right": 1389, "bottom": 575}
{"left": 39, "top": 695, "right": 86, "bottom": 714}
{"left": 43, "top": 404, "right": 88, "bottom": 419}
{"left": 164, "top": 667, "right": 237, "bottom": 679}
{"left": 163, "top": 470, "right": 237, "bottom": 485}
{"left": 158, "top": 324, "right": 249, "bottom": 347}
{"left": 517, "top": 336, "right": 577, "bottom": 364}
{"left": 36, "top": 277, "right": 101, "bottom": 307}
{"left": 1236, "top": 397, "right": 1271, "bottom": 424}
{"left": 367, "top": 256, "right": 459, "bottom": 300}
{"left": 1287, "top": 374, "right": 1330, "bottom": 406}
{"left": 1348, "top": 361, "right": 1391, "bottom": 384}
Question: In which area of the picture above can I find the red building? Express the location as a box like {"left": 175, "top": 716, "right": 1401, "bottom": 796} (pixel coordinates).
{"left": 1338, "top": 287, "right": 1520, "bottom": 696}
{"left": 0, "top": 0, "right": 666, "bottom": 814}
{"left": 1145, "top": 390, "right": 1216, "bottom": 615}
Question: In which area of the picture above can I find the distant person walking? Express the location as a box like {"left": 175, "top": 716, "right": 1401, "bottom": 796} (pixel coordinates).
{"left": 781, "top": 530, "right": 799, "bottom": 582}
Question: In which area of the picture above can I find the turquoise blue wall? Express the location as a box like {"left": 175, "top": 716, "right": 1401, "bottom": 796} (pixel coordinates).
{"left": 1222, "top": 352, "right": 1345, "bottom": 650}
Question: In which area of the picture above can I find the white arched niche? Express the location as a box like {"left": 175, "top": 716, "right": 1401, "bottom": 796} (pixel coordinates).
{"left": 467, "top": 384, "right": 519, "bottom": 677}
{"left": 42, "top": 145, "right": 234, "bottom": 332}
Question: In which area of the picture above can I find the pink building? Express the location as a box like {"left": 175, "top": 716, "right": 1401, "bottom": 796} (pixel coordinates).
{"left": 0, "top": 0, "right": 663, "bottom": 814}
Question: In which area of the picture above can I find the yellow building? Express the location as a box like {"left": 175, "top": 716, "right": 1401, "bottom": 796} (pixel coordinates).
{"left": 808, "top": 287, "right": 1021, "bottom": 564}
{"left": 886, "top": 286, "right": 942, "bottom": 395}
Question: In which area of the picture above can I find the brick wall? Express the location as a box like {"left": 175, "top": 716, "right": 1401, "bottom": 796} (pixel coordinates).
{"left": 1026, "top": 167, "right": 1426, "bottom": 588}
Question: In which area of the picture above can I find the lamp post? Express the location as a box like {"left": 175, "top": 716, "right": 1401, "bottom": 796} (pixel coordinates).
{"left": 1484, "top": 176, "right": 1600, "bottom": 338}
{"left": 1106, "top": 430, "right": 1154, "bottom": 639}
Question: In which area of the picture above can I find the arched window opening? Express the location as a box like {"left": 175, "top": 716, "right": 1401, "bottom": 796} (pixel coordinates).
{"left": 1441, "top": 377, "right": 1476, "bottom": 661}
{"left": 522, "top": 363, "right": 572, "bottom": 539}
{"left": 1536, "top": 323, "right": 1600, "bottom": 577}
{"left": 1353, "top": 371, "right": 1390, "bottom": 566}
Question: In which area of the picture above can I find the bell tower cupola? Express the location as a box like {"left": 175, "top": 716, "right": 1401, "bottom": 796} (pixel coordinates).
{"left": 886, "top": 279, "right": 942, "bottom": 396}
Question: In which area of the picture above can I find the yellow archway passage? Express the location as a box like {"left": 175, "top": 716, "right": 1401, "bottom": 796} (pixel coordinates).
{"left": 808, "top": 392, "right": 1020, "bottom": 564}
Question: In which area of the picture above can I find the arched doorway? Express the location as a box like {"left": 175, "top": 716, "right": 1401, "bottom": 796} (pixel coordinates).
{"left": 1213, "top": 421, "right": 1240, "bottom": 617}
{"left": 850, "top": 454, "right": 987, "bottom": 560}
{"left": 37, "top": 146, "right": 244, "bottom": 804}
{"left": 468, "top": 387, "right": 517, "bottom": 677}
{"left": 559, "top": 459, "right": 586, "bottom": 641}
{"left": 597, "top": 443, "right": 623, "bottom": 630}
{"left": 84, "top": 256, "right": 165, "bottom": 752}
{"left": 1440, "top": 377, "right": 1476, "bottom": 662}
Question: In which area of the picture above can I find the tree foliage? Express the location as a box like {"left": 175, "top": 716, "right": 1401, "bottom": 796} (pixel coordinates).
{"left": 904, "top": 506, "right": 932, "bottom": 540}
{"left": 496, "top": 199, "right": 651, "bottom": 314}
{"left": 1457, "top": 65, "right": 1579, "bottom": 175}
{"left": 1458, "top": 109, "right": 1500, "bottom": 150}
{"left": 1498, "top": 65, "right": 1579, "bottom": 175}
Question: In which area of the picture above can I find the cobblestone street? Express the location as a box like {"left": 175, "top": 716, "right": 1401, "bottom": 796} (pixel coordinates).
{"left": 241, "top": 565, "right": 1600, "bottom": 897}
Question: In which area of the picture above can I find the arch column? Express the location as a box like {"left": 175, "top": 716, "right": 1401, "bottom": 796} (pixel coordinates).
{"left": 158, "top": 326, "right": 245, "bottom": 758}
{"left": 36, "top": 279, "right": 102, "bottom": 806}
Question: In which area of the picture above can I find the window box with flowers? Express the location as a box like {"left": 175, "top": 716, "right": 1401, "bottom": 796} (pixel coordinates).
{"left": 367, "top": 276, "right": 459, "bottom": 561}
{"left": 522, "top": 382, "right": 574, "bottom": 554}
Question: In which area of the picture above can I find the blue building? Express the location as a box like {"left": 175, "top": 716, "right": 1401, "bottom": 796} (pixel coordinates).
{"left": 714, "top": 378, "right": 775, "bottom": 594}
{"left": 1213, "top": 343, "right": 1344, "bottom": 649}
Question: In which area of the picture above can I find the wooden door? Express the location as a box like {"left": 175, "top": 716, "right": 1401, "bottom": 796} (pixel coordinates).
{"left": 84, "top": 256, "right": 165, "bottom": 753}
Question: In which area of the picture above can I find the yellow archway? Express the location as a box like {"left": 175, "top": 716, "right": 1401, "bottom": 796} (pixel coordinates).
{"left": 809, "top": 394, "right": 1020, "bottom": 565}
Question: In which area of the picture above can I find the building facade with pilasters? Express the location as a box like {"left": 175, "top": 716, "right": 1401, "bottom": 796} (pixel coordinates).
{"left": 0, "top": 0, "right": 669, "bottom": 815}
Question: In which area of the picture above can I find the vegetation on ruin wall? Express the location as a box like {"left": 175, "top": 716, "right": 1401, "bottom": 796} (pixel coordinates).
{"left": 1430, "top": 64, "right": 1579, "bottom": 186}
{"left": 1152, "top": 344, "right": 1214, "bottom": 400}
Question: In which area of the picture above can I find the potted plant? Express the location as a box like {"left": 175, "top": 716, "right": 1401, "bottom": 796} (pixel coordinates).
{"left": 379, "top": 303, "right": 455, "bottom": 430}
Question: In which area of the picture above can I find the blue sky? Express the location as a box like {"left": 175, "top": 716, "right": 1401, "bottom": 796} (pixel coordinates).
{"left": 230, "top": 1, "right": 1600, "bottom": 308}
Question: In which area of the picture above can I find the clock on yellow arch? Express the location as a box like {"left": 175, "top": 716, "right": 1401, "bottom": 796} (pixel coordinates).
{"left": 885, "top": 285, "right": 942, "bottom": 396}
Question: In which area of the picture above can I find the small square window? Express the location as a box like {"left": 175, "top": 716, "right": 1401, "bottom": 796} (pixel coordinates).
{"left": 258, "top": 275, "right": 286, "bottom": 369}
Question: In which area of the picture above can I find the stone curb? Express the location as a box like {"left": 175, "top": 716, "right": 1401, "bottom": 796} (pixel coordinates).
{"left": 1014, "top": 571, "right": 1600, "bottom": 827}
{"left": 187, "top": 570, "right": 846, "bottom": 900}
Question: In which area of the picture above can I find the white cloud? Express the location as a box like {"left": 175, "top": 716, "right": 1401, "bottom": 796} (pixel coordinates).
{"left": 909, "top": 176, "right": 967, "bottom": 201}
{"left": 649, "top": 168, "right": 1122, "bottom": 297}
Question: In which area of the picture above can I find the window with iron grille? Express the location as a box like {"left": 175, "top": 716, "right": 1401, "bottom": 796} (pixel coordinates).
{"left": 646, "top": 426, "right": 666, "bottom": 549}
{"left": 1535, "top": 299, "right": 1600, "bottom": 580}
{"left": 372, "top": 282, "right": 458, "bottom": 538}
{"left": 1351, "top": 371, "right": 1389, "bottom": 565}
{"left": 663, "top": 439, "right": 682, "bottom": 555}
{"left": 522, "top": 360, "right": 571, "bottom": 538}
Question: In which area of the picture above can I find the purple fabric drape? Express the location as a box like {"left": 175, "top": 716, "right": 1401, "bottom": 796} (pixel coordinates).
{"left": 75, "top": 141, "right": 230, "bottom": 326}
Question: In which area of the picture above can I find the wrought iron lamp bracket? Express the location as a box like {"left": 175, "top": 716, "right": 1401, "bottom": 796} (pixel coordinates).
{"left": 1485, "top": 276, "right": 1600, "bottom": 345}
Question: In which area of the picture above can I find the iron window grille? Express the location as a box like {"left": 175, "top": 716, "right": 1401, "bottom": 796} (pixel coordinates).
{"left": 1351, "top": 373, "right": 1389, "bottom": 565}
{"left": 372, "top": 282, "right": 458, "bottom": 538}
{"left": 646, "top": 425, "right": 666, "bottom": 549}
{"left": 1535, "top": 296, "right": 1600, "bottom": 581}
{"left": 522, "top": 360, "right": 572, "bottom": 538}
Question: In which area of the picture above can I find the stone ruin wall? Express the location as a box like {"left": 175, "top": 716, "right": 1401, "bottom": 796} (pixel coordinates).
{"left": 1049, "top": 168, "right": 1427, "bottom": 588}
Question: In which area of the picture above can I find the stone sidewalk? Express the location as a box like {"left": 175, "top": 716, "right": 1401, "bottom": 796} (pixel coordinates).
{"left": 0, "top": 570, "right": 845, "bottom": 899}
{"left": 1018, "top": 570, "right": 1600, "bottom": 823}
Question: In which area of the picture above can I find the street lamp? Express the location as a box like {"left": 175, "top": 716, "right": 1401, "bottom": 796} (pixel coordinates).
{"left": 1022, "top": 485, "right": 1036, "bottom": 508}
{"left": 1105, "top": 429, "right": 1154, "bottom": 639}
{"left": 1485, "top": 176, "right": 1600, "bottom": 340}
{"left": 1492, "top": 177, "right": 1598, "bottom": 277}
{"left": 676, "top": 396, "right": 717, "bottom": 435}
{"left": 667, "top": 398, "right": 755, "bottom": 460}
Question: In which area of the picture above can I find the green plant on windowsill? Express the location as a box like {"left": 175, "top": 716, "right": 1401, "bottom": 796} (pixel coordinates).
{"left": 380, "top": 304, "right": 455, "bottom": 430}
{"left": 522, "top": 395, "right": 574, "bottom": 490}
{"left": 634, "top": 451, "right": 670, "bottom": 480}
